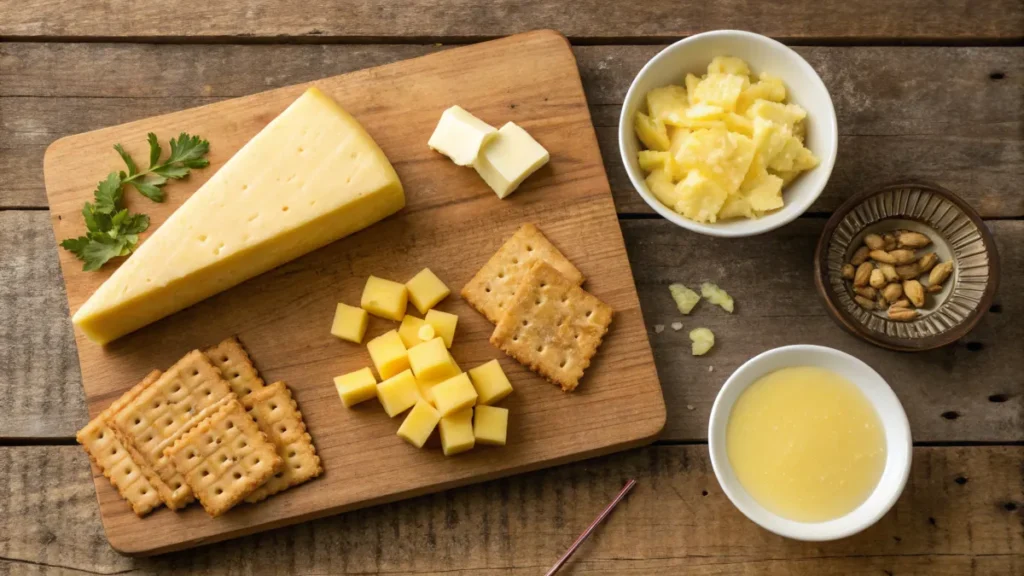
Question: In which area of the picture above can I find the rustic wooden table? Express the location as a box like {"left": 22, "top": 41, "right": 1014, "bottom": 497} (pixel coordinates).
{"left": 1, "top": 2, "right": 1022, "bottom": 574}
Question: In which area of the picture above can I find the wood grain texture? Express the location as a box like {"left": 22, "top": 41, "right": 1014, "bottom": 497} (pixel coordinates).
{"left": 2, "top": 0, "right": 1022, "bottom": 42}
{"left": 4, "top": 213, "right": 1022, "bottom": 443}
{"left": 1, "top": 445, "right": 1021, "bottom": 574}
{"left": 2, "top": 44, "right": 1021, "bottom": 215}
{"left": 41, "top": 31, "right": 664, "bottom": 554}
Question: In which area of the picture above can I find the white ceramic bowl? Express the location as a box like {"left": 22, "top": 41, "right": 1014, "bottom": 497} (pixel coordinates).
{"left": 708, "top": 345, "right": 912, "bottom": 541}
{"left": 618, "top": 30, "right": 838, "bottom": 237}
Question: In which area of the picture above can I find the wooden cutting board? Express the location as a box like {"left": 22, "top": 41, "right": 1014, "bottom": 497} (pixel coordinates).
{"left": 43, "top": 30, "right": 665, "bottom": 555}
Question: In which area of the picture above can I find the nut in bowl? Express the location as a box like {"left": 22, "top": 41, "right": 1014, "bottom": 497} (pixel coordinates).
{"left": 619, "top": 30, "right": 838, "bottom": 237}
{"left": 815, "top": 181, "right": 1001, "bottom": 351}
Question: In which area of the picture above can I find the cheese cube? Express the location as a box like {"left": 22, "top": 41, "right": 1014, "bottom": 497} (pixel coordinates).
{"left": 416, "top": 376, "right": 438, "bottom": 405}
{"left": 406, "top": 268, "right": 450, "bottom": 314}
{"left": 473, "top": 405, "right": 509, "bottom": 446}
{"left": 366, "top": 330, "right": 409, "bottom": 379}
{"left": 467, "top": 359, "right": 513, "bottom": 405}
{"left": 428, "top": 105, "right": 496, "bottom": 166}
{"left": 418, "top": 324, "right": 436, "bottom": 341}
{"left": 447, "top": 352, "right": 462, "bottom": 374}
{"left": 408, "top": 337, "right": 459, "bottom": 382}
{"left": 439, "top": 408, "right": 475, "bottom": 456}
{"left": 396, "top": 400, "right": 440, "bottom": 448}
{"left": 397, "top": 314, "right": 429, "bottom": 349}
{"left": 361, "top": 275, "right": 408, "bottom": 321}
{"left": 424, "top": 309, "right": 458, "bottom": 348}
{"left": 473, "top": 122, "right": 550, "bottom": 199}
{"left": 376, "top": 369, "right": 420, "bottom": 417}
{"left": 432, "top": 373, "right": 478, "bottom": 417}
{"left": 333, "top": 367, "right": 378, "bottom": 408}
{"left": 330, "top": 302, "right": 368, "bottom": 343}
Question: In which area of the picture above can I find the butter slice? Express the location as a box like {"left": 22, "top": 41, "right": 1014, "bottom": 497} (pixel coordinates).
{"left": 428, "top": 106, "right": 496, "bottom": 166}
{"left": 72, "top": 87, "right": 405, "bottom": 344}
{"left": 473, "top": 122, "right": 549, "bottom": 199}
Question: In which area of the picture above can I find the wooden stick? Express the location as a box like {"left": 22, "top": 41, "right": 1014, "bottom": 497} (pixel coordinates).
{"left": 544, "top": 478, "right": 637, "bottom": 576}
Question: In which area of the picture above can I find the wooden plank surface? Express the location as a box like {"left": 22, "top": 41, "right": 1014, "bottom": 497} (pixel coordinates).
{"left": 4, "top": 212, "right": 1021, "bottom": 442}
{"left": 2, "top": 445, "right": 1021, "bottom": 574}
{"left": 2, "top": 1, "right": 1022, "bottom": 42}
{"left": 42, "top": 30, "right": 664, "bottom": 555}
{"left": 2, "top": 44, "right": 1021, "bottom": 216}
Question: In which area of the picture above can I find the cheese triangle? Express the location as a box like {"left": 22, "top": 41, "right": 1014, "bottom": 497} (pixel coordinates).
{"left": 73, "top": 87, "right": 405, "bottom": 344}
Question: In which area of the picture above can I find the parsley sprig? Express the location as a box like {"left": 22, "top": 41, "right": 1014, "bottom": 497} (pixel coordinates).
{"left": 61, "top": 132, "right": 210, "bottom": 271}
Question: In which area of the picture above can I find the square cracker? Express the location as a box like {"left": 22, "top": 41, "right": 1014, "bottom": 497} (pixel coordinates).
{"left": 461, "top": 223, "right": 584, "bottom": 324}
{"left": 204, "top": 336, "right": 266, "bottom": 405}
{"left": 243, "top": 381, "right": 323, "bottom": 503}
{"left": 490, "top": 261, "right": 612, "bottom": 391}
{"left": 77, "top": 370, "right": 164, "bottom": 517}
{"left": 166, "top": 396, "right": 282, "bottom": 517}
{"left": 109, "top": 350, "right": 234, "bottom": 509}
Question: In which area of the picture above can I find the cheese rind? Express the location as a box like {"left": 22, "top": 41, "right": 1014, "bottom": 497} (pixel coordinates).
{"left": 473, "top": 122, "right": 550, "bottom": 199}
{"left": 72, "top": 87, "right": 405, "bottom": 344}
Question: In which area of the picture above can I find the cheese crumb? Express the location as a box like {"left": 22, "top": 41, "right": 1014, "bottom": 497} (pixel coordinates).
{"left": 671, "top": 322, "right": 683, "bottom": 331}
{"left": 654, "top": 324, "right": 665, "bottom": 333}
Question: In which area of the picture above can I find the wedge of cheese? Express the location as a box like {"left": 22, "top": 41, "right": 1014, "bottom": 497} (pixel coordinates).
{"left": 73, "top": 87, "right": 405, "bottom": 344}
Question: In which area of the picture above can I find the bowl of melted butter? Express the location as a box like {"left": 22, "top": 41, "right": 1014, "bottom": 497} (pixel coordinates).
{"left": 708, "top": 345, "right": 911, "bottom": 540}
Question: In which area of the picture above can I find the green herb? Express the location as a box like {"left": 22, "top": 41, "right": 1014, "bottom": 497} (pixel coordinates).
{"left": 61, "top": 132, "right": 210, "bottom": 271}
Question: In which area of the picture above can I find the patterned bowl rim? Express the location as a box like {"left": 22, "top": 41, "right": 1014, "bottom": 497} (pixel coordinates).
{"left": 814, "top": 179, "right": 1001, "bottom": 352}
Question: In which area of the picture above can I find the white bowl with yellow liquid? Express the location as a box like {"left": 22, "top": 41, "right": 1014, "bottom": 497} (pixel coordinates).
{"left": 708, "top": 345, "right": 912, "bottom": 541}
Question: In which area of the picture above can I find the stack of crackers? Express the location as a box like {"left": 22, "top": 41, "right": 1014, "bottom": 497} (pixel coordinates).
{"left": 462, "top": 224, "right": 613, "bottom": 391}
{"left": 76, "top": 337, "right": 321, "bottom": 517}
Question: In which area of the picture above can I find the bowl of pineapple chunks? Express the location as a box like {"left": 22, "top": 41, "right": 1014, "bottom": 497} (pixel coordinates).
{"left": 619, "top": 30, "right": 837, "bottom": 237}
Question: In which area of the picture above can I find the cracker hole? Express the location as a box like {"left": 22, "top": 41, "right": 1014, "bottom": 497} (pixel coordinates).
{"left": 110, "top": 448, "right": 118, "bottom": 456}
{"left": 140, "top": 488, "right": 148, "bottom": 494}
{"left": 540, "top": 282, "right": 547, "bottom": 288}
{"left": 172, "top": 385, "right": 181, "bottom": 393}
{"left": 521, "top": 320, "right": 529, "bottom": 327}
{"left": 232, "top": 372, "right": 240, "bottom": 378}
{"left": 535, "top": 298, "right": 543, "bottom": 305}
{"left": 220, "top": 455, "right": 228, "bottom": 462}
{"left": 512, "top": 334, "right": 519, "bottom": 342}
{"left": 559, "top": 359, "right": 566, "bottom": 368}
{"left": 98, "top": 431, "right": 104, "bottom": 440}
{"left": 586, "top": 310, "right": 593, "bottom": 318}
{"left": 192, "top": 370, "right": 199, "bottom": 376}
{"left": 134, "top": 418, "right": 141, "bottom": 425}
{"left": 123, "top": 466, "right": 131, "bottom": 474}
{"left": 536, "top": 345, "right": 544, "bottom": 353}
{"left": 498, "top": 271, "right": 505, "bottom": 279}
{"left": 288, "top": 450, "right": 297, "bottom": 458}
{"left": 243, "top": 388, "right": 251, "bottom": 395}
{"left": 215, "top": 438, "right": 222, "bottom": 444}
{"left": 172, "top": 482, "right": 181, "bottom": 489}
{"left": 270, "top": 403, "right": 278, "bottom": 410}
{"left": 526, "top": 244, "right": 534, "bottom": 252}
{"left": 233, "top": 472, "right": 242, "bottom": 480}
{"left": 201, "top": 469, "right": 210, "bottom": 477}
{"left": 485, "top": 286, "right": 491, "bottom": 293}
{"left": 226, "top": 421, "right": 235, "bottom": 429}
{"left": 215, "top": 488, "right": 224, "bottom": 495}
{"left": 512, "top": 258, "right": 519, "bottom": 264}
{"left": 275, "top": 472, "right": 284, "bottom": 478}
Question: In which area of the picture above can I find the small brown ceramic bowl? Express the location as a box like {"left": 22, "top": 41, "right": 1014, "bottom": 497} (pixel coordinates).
{"left": 814, "top": 180, "right": 1000, "bottom": 351}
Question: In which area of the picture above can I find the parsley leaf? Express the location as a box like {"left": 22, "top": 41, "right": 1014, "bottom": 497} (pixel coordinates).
{"left": 61, "top": 132, "right": 211, "bottom": 271}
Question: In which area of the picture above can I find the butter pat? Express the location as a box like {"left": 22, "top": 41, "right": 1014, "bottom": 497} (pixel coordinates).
{"left": 366, "top": 330, "right": 409, "bottom": 379}
{"left": 467, "top": 359, "right": 513, "bottom": 405}
{"left": 473, "top": 405, "right": 508, "bottom": 446}
{"left": 428, "top": 106, "right": 496, "bottom": 166}
{"left": 334, "top": 367, "right": 378, "bottom": 408}
{"left": 432, "top": 373, "right": 478, "bottom": 417}
{"left": 72, "top": 87, "right": 405, "bottom": 344}
{"left": 330, "top": 303, "right": 368, "bottom": 343}
{"left": 408, "top": 337, "right": 459, "bottom": 382}
{"left": 361, "top": 275, "right": 408, "bottom": 321}
{"left": 406, "top": 268, "right": 450, "bottom": 314}
{"left": 439, "top": 408, "right": 475, "bottom": 456}
{"left": 424, "top": 309, "right": 458, "bottom": 348}
{"left": 397, "top": 400, "right": 440, "bottom": 448}
{"left": 376, "top": 369, "right": 420, "bottom": 417}
{"left": 473, "top": 122, "right": 549, "bottom": 199}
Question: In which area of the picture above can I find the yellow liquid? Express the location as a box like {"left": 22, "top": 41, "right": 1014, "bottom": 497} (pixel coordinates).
{"left": 727, "top": 366, "right": 886, "bottom": 522}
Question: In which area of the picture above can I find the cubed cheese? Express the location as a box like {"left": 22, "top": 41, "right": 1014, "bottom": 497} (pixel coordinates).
{"left": 439, "top": 408, "right": 475, "bottom": 456}
{"left": 376, "top": 369, "right": 420, "bottom": 417}
{"left": 71, "top": 87, "right": 405, "bottom": 344}
{"left": 473, "top": 122, "right": 550, "bottom": 199}
{"left": 432, "top": 373, "right": 478, "bottom": 417}
{"left": 397, "top": 314, "right": 429, "bottom": 349}
{"left": 424, "top": 309, "right": 458, "bottom": 348}
{"left": 405, "top": 268, "right": 450, "bottom": 314}
{"left": 396, "top": 400, "right": 440, "bottom": 448}
{"left": 366, "top": 330, "right": 409, "bottom": 379}
{"left": 427, "top": 105, "right": 496, "bottom": 166}
{"left": 330, "top": 302, "right": 368, "bottom": 343}
{"left": 361, "top": 275, "right": 408, "bottom": 321}
{"left": 407, "top": 337, "right": 459, "bottom": 382}
{"left": 473, "top": 405, "right": 509, "bottom": 446}
{"left": 467, "top": 359, "right": 513, "bottom": 405}
{"left": 333, "top": 367, "right": 378, "bottom": 408}
{"left": 416, "top": 375, "right": 439, "bottom": 405}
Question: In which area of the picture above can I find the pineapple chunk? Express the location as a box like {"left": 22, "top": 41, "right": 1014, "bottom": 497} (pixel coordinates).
{"left": 677, "top": 127, "right": 755, "bottom": 195}
{"left": 700, "top": 282, "right": 734, "bottom": 313}
{"left": 685, "top": 74, "right": 702, "bottom": 105}
{"left": 772, "top": 168, "right": 802, "bottom": 186}
{"left": 646, "top": 85, "right": 689, "bottom": 123}
{"left": 740, "top": 156, "right": 785, "bottom": 213}
{"left": 708, "top": 56, "right": 751, "bottom": 77}
{"left": 690, "top": 327, "right": 715, "bottom": 356}
{"left": 669, "top": 283, "right": 701, "bottom": 314}
{"left": 766, "top": 135, "right": 818, "bottom": 173}
{"left": 723, "top": 113, "right": 753, "bottom": 137}
{"left": 673, "top": 170, "right": 728, "bottom": 223}
{"left": 668, "top": 127, "right": 691, "bottom": 158}
{"left": 745, "top": 100, "right": 807, "bottom": 131}
{"left": 692, "top": 73, "right": 746, "bottom": 112}
{"left": 638, "top": 150, "right": 676, "bottom": 174}
{"left": 634, "top": 112, "right": 670, "bottom": 151}
{"left": 718, "top": 194, "right": 755, "bottom": 220}
{"left": 752, "top": 117, "right": 793, "bottom": 167}
{"left": 736, "top": 73, "right": 787, "bottom": 113}
{"left": 686, "top": 103, "right": 727, "bottom": 120}
{"left": 645, "top": 169, "right": 684, "bottom": 209}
